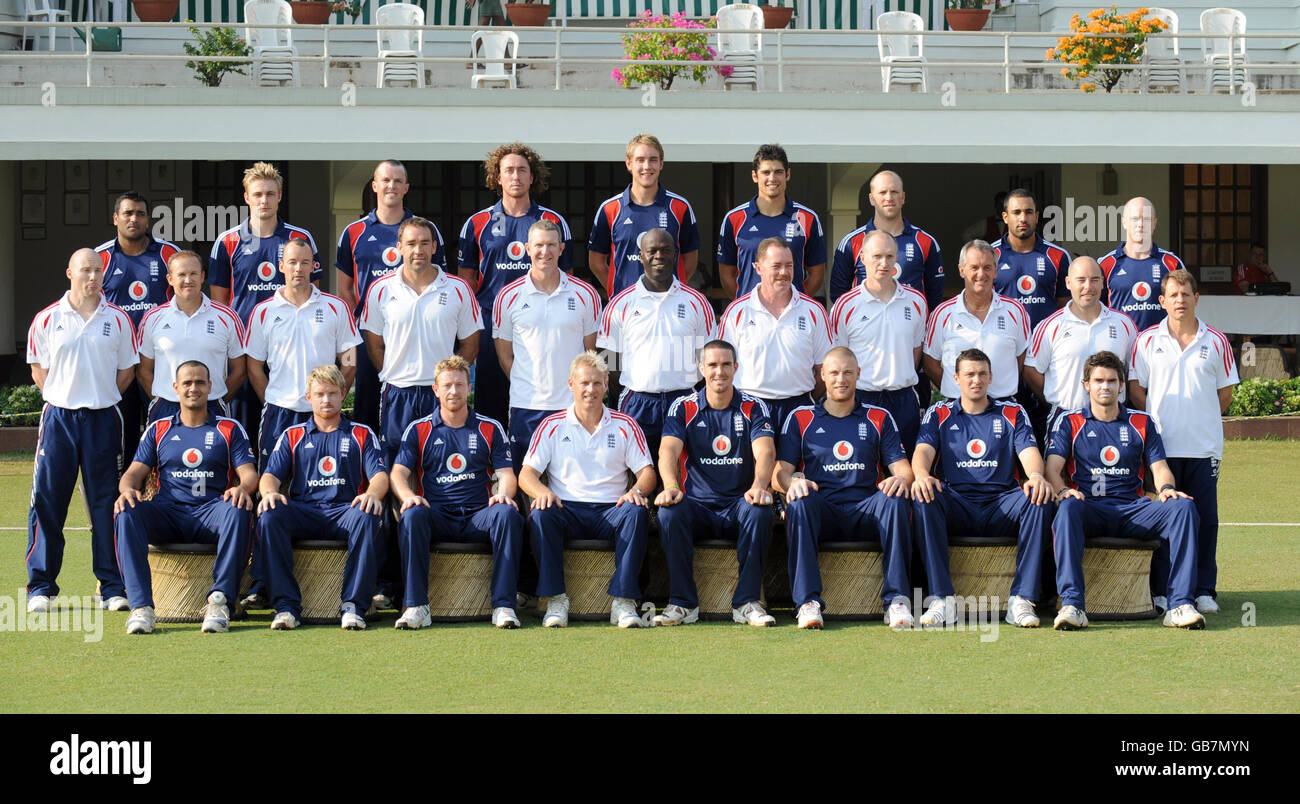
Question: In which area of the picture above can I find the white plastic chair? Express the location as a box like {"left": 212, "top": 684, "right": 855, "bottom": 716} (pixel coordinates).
{"left": 1200, "top": 7, "right": 1248, "bottom": 93}
{"left": 377, "top": 3, "right": 425, "bottom": 88}
{"left": 876, "top": 10, "right": 927, "bottom": 93}
{"left": 470, "top": 30, "right": 520, "bottom": 89}
{"left": 716, "top": 3, "right": 763, "bottom": 91}
{"left": 24, "top": 0, "right": 71, "bottom": 52}
{"left": 1142, "top": 8, "right": 1183, "bottom": 93}
{"left": 244, "top": 0, "right": 300, "bottom": 87}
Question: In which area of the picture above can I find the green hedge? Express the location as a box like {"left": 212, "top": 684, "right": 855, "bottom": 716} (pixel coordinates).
{"left": 0, "top": 385, "right": 42, "bottom": 427}
{"left": 1225, "top": 377, "right": 1300, "bottom": 418}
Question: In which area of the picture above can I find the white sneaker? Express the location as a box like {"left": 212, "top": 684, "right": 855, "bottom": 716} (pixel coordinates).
{"left": 1005, "top": 595, "right": 1040, "bottom": 628}
{"left": 796, "top": 600, "right": 824, "bottom": 630}
{"left": 100, "top": 595, "right": 129, "bottom": 612}
{"left": 371, "top": 593, "right": 394, "bottom": 611}
{"left": 201, "top": 592, "right": 230, "bottom": 633}
{"left": 492, "top": 607, "right": 521, "bottom": 629}
{"left": 125, "top": 606, "right": 155, "bottom": 635}
{"left": 1163, "top": 603, "right": 1206, "bottom": 630}
{"left": 340, "top": 602, "right": 366, "bottom": 630}
{"left": 886, "top": 596, "right": 913, "bottom": 630}
{"left": 1152, "top": 595, "right": 1168, "bottom": 614}
{"left": 542, "top": 594, "right": 569, "bottom": 628}
{"left": 395, "top": 605, "right": 432, "bottom": 630}
{"left": 732, "top": 601, "right": 776, "bottom": 627}
{"left": 653, "top": 603, "right": 699, "bottom": 626}
{"left": 516, "top": 592, "right": 539, "bottom": 613}
{"left": 270, "top": 611, "right": 300, "bottom": 630}
{"left": 919, "top": 596, "right": 956, "bottom": 629}
{"left": 1053, "top": 604, "right": 1089, "bottom": 630}
{"left": 1195, "top": 595, "right": 1220, "bottom": 614}
{"left": 26, "top": 595, "right": 51, "bottom": 614}
{"left": 610, "top": 597, "right": 642, "bottom": 628}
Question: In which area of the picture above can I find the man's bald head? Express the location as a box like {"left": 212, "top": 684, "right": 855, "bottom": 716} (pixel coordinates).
{"left": 1068, "top": 256, "right": 1102, "bottom": 280}
{"left": 69, "top": 247, "right": 98, "bottom": 270}
{"left": 640, "top": 227, "right": 674, "bottom": 253}
{"left": 1065, "top": 256, "right": 1104, "bottom": 309}
{"left": 1122, "top": 197, "right": 1157, "bottom": 248}
{"left": 869, "top": 170, "right": 903, "bottom": 193}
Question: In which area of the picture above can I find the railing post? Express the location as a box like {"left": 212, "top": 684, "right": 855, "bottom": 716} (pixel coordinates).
{"left": 322, "top": 24, "right": 330, "bottom": 88}
{"left": 555, "top": 26, "right": 562, "bottom": 90}
{"left": 86, "top": 23, "right": 93, "bottom": 88}
{"left": 1003, "top": 32, "right": 1010, "bottom": 93}
{"left": 776, "top": 29, "right": 783, "bottom": 92}
{"left": 1227, "top": 32, "right": 1235, "bottom": 95}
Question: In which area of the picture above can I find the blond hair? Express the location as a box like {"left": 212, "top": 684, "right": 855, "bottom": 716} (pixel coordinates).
{"left": 434, "top": 355, "right": 472, "bottom": 384}
{"left": 306, "top": 364, "right": 346, "bottom": 394}
{"left": 243, "top": 161, "right": 283, "bottom": 192}
{"left": 625, "top": 134, "right": 664, "bottom": 161}
{"left": 569, "top": 350, "right": 609, "bottom": 378}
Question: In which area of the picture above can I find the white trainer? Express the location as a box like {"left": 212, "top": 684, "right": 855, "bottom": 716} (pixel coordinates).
{"left": 125, "top": 606, "right": 156, "bottom": 635}
{"left": 201, "top": 591, "right": 230, "bottom": 633}
{"left": 270, "top": 611, "right": 300, "bottom": 630}
{"left": 371, "top": 593, "right": 394, "bottom": 611}
{"left": 1152, "top": 595, "right": 1168, "bottom": 614}
{"left": 340, "top": 602, "right": 366, "bottom": 630}
{"left": 919, "top": 596, "right": 956, "bottom": 629}
{"left": 101, "top": 596, "right": 129, "bottom": 612}
{"left": 1163, "top": 603, "right": 1206, "bottom": 630}
{"left": 886, "top": 596, "right": 913, "bottom": 630}
{"left": 492, "top": 607, "right": 521, "bottom": 629}
{"left": 610, "top": 597, "right": 642, "bottom": 628}
{"left": 541, "top": 594, "right": 569, "bottom": 628}
{"left": 732, "top": 601, "right": 776, "bottom": 627}
{"left": 796, "top": 600, "right": 824, "bottom": 630}
{"left": 652, "top": 603, "right": 699, "bottom": 626}
{"left": 1053, "top": 604, "right": 1089, "bottom": 630}
{"left": 395, "top": 605, "right": 432, "bottom": 630}
{"left": 26, "top": 595, "right": 51, "bottom": 614}
{"left": 1005, "top": 595, "right": 1040, "bottom": 628}
{"left": 1195, "top": 595, "right": 1220, "bottom": 614}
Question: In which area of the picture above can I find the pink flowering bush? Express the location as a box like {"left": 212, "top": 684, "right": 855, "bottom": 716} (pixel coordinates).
{"left": 612, "top": 11, "right": 733, "bottom": 90}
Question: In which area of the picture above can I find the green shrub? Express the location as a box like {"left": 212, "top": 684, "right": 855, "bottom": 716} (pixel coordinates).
{"left": 1226, "top": 377, "right": 1300, "bottom": 417}
{"left": 0, "top": 385, "right": 43, "bottom": 427}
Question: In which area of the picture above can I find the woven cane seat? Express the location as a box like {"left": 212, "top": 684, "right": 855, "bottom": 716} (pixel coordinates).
{"left": 563, "top": 539, "right": 617, "bottom": 620}
{"left": 293, "top": 540, "right": 349, "bottom": 624}
{"left": 146, "top": 543, "right": 218, "bottom": 622}
{"left": 820, "top": 542, "right": 885, "bottom": 619}
{"left": 693, "top": 540, "right": 764, "bottom": 619}
{"left": 428, "top": 542, "right": 493, "bottom": 621}
{"left": 1066, "top": 537, "right": 1162, "bottom": 620}
{"left": 948, "top": 536, "right": 1019, "bottom": 612}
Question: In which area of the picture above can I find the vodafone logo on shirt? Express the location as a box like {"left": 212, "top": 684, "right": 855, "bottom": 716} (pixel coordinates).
{"left": 257, "top": 261, "right": 276, "bottom": 281}
{"left": 1132, "top": 281, "right": 1152, "bottom": 301}
{"left": 1099, "top": 445, "right": 1122, "bottom": 467}
{"left": 506, "top": 241, "right": 526, "bottom": 261}
{"left": 966, "top": 439, "right": 988, "bottom": 459}
{"left": 832, "top": 440, "right": 854, "bottom": 461}
{"left": 892, "top": 262, "right": 902, "bottom": 279}
{"left": 1017, "top": 275, "right": 1036, "bottom": 295}
{"left": 128, "top": 281, "right": 148, "bottom": 301}
{"left": 382, "top": 247, "right": 401, "bottom": 267}
{"left": 318, "top": 456, "right": 338, "bottom": 476}
{"left": 445, "top": 453, "right": 467, "bottom": 473}
{"left": 182, "top": 448, "right": 203, "bottom": 468}
{"left": 711, "top": 435, "right": 732, "bottom": 456}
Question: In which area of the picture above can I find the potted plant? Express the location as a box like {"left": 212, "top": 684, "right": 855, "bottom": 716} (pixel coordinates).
{"left": 330, "top": 0, "right": 363, "bottom": 23}
{"left": 944, "top": 0, "right": 992, "bottom": 32}
{"left": 130, "top": 0, "right": 179, "bottom": 22}
{"left": 289, "top": 0, "right": 334, "bottom": 24}
{"left": 505, "top": 0, "right": 552, "bottom": 27}
{"left": 182, "top": 24, "right": 253, "bottom": 86}
{"left": 757, "top": 0, "right": 793, "bottom": 29}
{"left": 611, "top": 11, "right": 733, "bottom": 90}
{"left": 1046, "top": 6, "right": 1167, "bottom": 92}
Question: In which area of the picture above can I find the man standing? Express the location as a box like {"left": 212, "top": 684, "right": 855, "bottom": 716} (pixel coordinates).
{"left": 257, "top": 365, "right": 388, "bottom": 631}
{"left": 1099, "top": 197, "right": 1186, "bottom": 332}
{"left": 113, "top": 360, "right": 258, "bottom": 634}
{"left": 588, "top": 133, "right": 700, "bottom": 296}
{"left": 390, "top": 356, "right": 524, "bottom": 630}
{"left": 923, "top": 240, "right": 1031, "bottom": 402}
{"left": 520, "top": 352, "right": 656, "bottom": 629}
{"left": 911, "top": 349, "right": 1054, "bottom": 629}
{"left": 1130, "top": 270, "right": 1238, "bottom": 615}
{"left": 458, "top": 143, "right": 573, "bottom": 427}
{"left": 990, "top": 189, "right": 1071, "bottom": 329}
{"left": 829, "top": 170, "right": 943, "bottom": 310}
{"left": 717, "top": 237, "right": 832, "bottom": 432}
{"left": 829, "top": 230, "right": 927, "bottom": 454}
{"left": 1046, "top": 351, "right": 1205, "bottom": 630}
{"left": 775, "top": 348, "right": 915, "bottom": 630}
{"left": 336, "top": 160, "right": 444, "bottom": 430}
{"left": 1025, "top": 256, "right": 1138, "bottom": 442}
{"left": 599, "top": 228, "right": 714, "bottom": 459}
{"left": 717, "top": 144, "right": 826, "bottom": 298}
{"left": 654, "top": 339, "right": 777, "bottom": 627}
{"left": 137, "top": 251, "right": 246, "bottom": 423}
{"left": 493, "top": 220, "right": 601, "bottom": 473}
{"left": 26, "top": 249, "right": 138, "bottom": 614}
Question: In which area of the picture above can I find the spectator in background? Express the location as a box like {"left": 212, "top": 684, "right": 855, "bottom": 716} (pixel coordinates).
{"left": 1233, "top": 244, "right": 1277, "bottom": 294}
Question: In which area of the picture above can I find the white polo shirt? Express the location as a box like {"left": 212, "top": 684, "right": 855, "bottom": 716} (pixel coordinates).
{"left": 1130, "top": 317, "right": 1239, "bottom": 460}
{"left": 717, "top": 289, "right": 832, "bottom": 399}
{"left": 597, "top": 277, "right": 715, "bottom": 393}
{"left": 830, "top": 279, "right": 927, "bottom": 392}
{"left": 924, "top": 291, "right": 1030, "bottom": 399}
{"left": 137, "top": 295, "right": 246, "bottom": 401}
{"left": 360, "top": 268, "right": 481, "bottom": 389}
{"left": 27, "top": 293, "right": 138, "bottom": 410}
{"left": 1027, "top": 303, "right": 1137, "bottom": 412}
{"left": 245, "top": 286, "right": 362, "bottom": 411}
{"left": 522, "top": 405, "right": 652, "bottom": 503}
{"left": 493, "top": 271, "right": 601, "bottom": 410}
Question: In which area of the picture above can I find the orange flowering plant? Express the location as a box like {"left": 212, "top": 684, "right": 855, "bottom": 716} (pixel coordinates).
{"left": 1045, "top": 6, "right": 1167, "bottom": 92}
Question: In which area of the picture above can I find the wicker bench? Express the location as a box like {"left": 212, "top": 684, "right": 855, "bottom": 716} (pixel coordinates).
{"left": 563, "top": 539, "right": 619, "bottom": 620}
{"left": 819, "top": 541, "right": 885, "bottom": 620}
{"left": 948, "top": 536, "right": 1018, "bottom": 614}
{"left": 291, "top": 540, "right": 352, "bottom": 624}
{"left": 427, "top": 542, "right": 494, "bottom": 622}
{"left": 147, "top": 543, "right": 225, "bottom": 623}
{"left": 693, "top": 539, "right": 764, "bottom": 619}
{"left": 1063, "top": 537, "right": 1162, "bottom": 621}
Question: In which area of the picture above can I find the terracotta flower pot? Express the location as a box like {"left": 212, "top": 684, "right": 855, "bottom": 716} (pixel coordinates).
{"left": 944, "top": 8, "right": 990, "bottom": 31}
{"left": 131, "top": 0, "right": 179, "bottom": 22}
{"left": 506, "top": 3, "right": 553, "bottom": 26}
{"left": 289, "top": 1, "right": 334, "bottom": 24}
{"left": 760, "top": 5, "right": 794, "bottom": 29}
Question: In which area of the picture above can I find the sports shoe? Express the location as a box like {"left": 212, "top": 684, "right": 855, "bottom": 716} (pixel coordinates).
{"left": 610, "top": 597, "right": 642, "bottom": 628}
{"left": 1152, "top": 595, "right": 1168, "bottom": 614}
{"left": 732, "top": 600, "right": 776, "bottom": 627}
{"left": 125, "top": 606, "right": 155, "bottom": 635}
{"left": 270, "top": 611, "right": 300, "bottom": 630}
{"left": 1195, "top": 595, "right": 1220, "bottom": 614}
{"left": 919, "top": 596, "right": 956, "bottom": 629}
{"left": 26, "top": 595, "right": 51, "bottom": 614}
{"left": 1053, "top": 604, "right": 1088, "bottom": 631}
{"left": 371, "top": 593, "right": 395, "bottom": 611}
{"left": 796, "top": 600, "right": 824, "bottom": 630}
{"left": 99, "top": 595, "right": 129, "bottom": 612}
{"left": 542, "top": 594, "right": 569, "bottom": 628}
{"left": 340, "top": 602, "right": 366, "bottom": 630}
{"left": 201, "top": 592, "right": 230, "bottom": 633}
{"left": 1163, "top": 603, "right": 1206, "bottom": 630}
{"left": 653, "top": 603, "right": 699, "bottom": 626}
{"left": 492, "top": 607, "right": 521, "bottom": 629}
{"left": 238, "top": 592, "right": 269, "bottom": 614}
{"left": 1005, "top": 595, "right": 1040, "bottom": 628}
{"left": 395, "top": 605, "right": 432, "bottom": 630}
{"left": 886, "top": 596, "right": 913, "bottom": 630}
{"left": 516, "top": 592, "right": 539, "bottom": 613}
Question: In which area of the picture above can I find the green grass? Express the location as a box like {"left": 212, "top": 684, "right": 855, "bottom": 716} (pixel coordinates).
{"left": 2, "top": 442, "right": 1297, "bottom": 713}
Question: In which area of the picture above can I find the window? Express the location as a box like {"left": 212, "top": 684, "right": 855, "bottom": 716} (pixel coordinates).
{"left": 1170, "top": 164, "right": 1266, "bottom": 272}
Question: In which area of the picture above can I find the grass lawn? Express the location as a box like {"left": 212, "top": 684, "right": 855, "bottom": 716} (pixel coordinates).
{"left": 1, "top": 442, "right": 1297, "bottom": 713}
